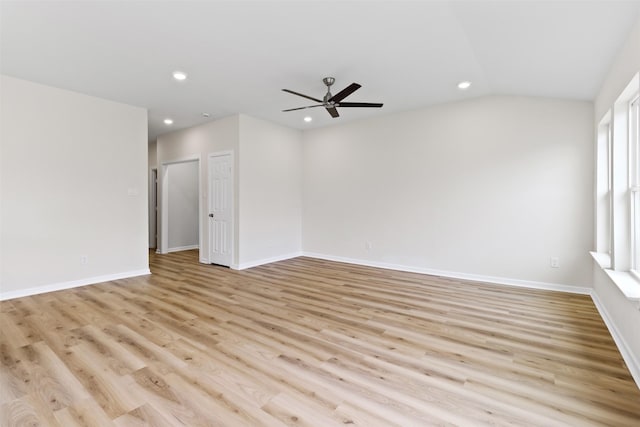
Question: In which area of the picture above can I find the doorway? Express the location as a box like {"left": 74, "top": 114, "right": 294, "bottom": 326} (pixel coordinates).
{"left": 159, "top": 158, "right": 201, "bottom": 254}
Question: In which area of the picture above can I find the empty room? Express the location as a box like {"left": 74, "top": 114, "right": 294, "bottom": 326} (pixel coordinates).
{"left": 1, "top": 1, "right": 639, "bottom": 426}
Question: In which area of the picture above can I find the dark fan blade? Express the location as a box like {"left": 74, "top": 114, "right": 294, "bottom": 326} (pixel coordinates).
{"left": 326, "top": 107, "right": 339, "bottom": 118}
{"left": 328, "top": 83, "right": 361, "bottom": 103}
{"left": 337, "top": 102, "right": 383, "bottom": 108}
{"left": 282, "top": 89, "right": 322, "bottom": 103}
{"left": 282, "top": 105, "right": 324, "bottom": 112}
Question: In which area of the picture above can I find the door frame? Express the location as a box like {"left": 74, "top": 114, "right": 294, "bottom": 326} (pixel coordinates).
{"left": 158, "top": 155, "right": 202, "bottom": 256}
{"left": 207, "top": 150, "right": 234, "bottom": 266}
{"left": 149, "top": 168, "right": 158, "bottom": 249}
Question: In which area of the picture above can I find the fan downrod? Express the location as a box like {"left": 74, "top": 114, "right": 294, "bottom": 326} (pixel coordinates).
{"left": 322, "top": 77, "right": 335, "bottom": 104}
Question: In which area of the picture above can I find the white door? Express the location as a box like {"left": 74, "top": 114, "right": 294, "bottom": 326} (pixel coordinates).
{"left": 209, "top": 154, "right": 232, "bottom": 266}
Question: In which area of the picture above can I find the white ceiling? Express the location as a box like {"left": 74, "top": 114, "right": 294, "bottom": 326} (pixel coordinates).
{"left": 1, "top": 1, "right": 639, "bottom": 141}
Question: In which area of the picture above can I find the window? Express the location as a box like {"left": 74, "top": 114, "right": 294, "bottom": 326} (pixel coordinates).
{"left": 593, "top": 73, "right": 640, "bottom": 299}
{"left": 630, "top": 96, "right": 639, "bottom": 273}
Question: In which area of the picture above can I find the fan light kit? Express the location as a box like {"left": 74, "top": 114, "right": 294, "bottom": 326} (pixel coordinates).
{"left": 457, "top": 81, "right": 472, "bottom": 90}
{"left": 164, "top": 118, "right": 173, "bottom": 125}
{"left": 172, "top": 71, "right": 188, "bottom": 81}
{"left": 283, "top": 77, "right": 383, "bottom": 118}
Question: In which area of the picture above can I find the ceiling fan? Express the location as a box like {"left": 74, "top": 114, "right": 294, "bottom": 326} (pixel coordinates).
{"left": 282, "top": 77, "right": 383, "bottom": 118}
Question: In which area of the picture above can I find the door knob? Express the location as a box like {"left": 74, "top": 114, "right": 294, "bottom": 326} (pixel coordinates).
{"left": 209, "top": 213, "right": 214, "bottom": 217}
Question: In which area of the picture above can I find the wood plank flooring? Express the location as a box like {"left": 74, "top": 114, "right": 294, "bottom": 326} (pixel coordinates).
{"left": 1, "top": 250, "right": 639, "bottom": 426}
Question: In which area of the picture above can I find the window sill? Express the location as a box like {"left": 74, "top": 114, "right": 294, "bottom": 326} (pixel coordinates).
{"left": 590, "top": 251, "right": 640, "bottom": 301}
{"left": 590, "top": 251, "right": 611, "bottom": 269}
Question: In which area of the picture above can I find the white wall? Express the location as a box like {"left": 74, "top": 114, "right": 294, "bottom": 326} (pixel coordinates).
{"left": 156, "top": 115, "right": 239, "bottom": 263}
{"left": 303, "top": 95, "right": 593, "bottom": 288}
{"left": 592, "top": 16, "right": 640, "bottom": 381}
{"left": 148, "top": 140, "right": 157, "bottom": 170}
{"left": 166, "top": 160, "right": 199, "bottom": 250}
{"left": 595, "top": 17, "right": 640, "bottom": 121}
{"left": 0, "top": 75, "right": 149, "bottom": 299}
{"left": 238, "top": 115, "right": 302, "bottom": 268}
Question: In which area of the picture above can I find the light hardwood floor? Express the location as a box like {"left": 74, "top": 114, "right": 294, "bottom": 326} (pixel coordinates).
{"left": 1, "top": 250, "right": 639, "bottom": 426}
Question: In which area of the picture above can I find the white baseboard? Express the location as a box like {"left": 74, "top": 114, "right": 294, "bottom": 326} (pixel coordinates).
{"left": 590, "top": 291, "right": 640, "bottom": 389}
{"left": 0, "top": 269, "right": 152, "bottom": 301}
{"left": 166, "top": 245, "right": 199, "bottom": 253}
{"left": 302, "top": 252, "right": 592, "bottom": 295}
{"left": 232, "top": 251, "right": 303, "bottom": 270}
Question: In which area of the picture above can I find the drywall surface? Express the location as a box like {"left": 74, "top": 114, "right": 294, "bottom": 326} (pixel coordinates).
{"left": 302, "top": 95, "right": 593, "bottom": 288}
{"left": 595, "top": 16, "right": 640, "bottom": 121}
{"left": 0, "top": 75, "right": 148, "bottom": 296}
{"left": 238, "top": 115, "right": 302, "bottom": 267}
{"left": 148, "top": 140, "right": 157, "bottom": 170}
{"left": 166, "top": 160, "right": 199, "bottom": 250}
{"left": 592, "top": 266, "right": 640, "bottom": 383}
{"left": 156, "top": 115, "right": 239, "bottom": 263}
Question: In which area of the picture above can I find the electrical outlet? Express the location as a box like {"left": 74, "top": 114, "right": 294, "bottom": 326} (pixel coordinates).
{"left": 550, "top": 257, "right": 559, "bottom": 268}
{"left": 365, "top": 241, "right": 372, "bottom": 251}
{"left": 80, "top": 255, "right": 88, "bottom": 265}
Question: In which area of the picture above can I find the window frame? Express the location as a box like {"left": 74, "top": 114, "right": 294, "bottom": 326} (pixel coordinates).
{"left": 595, "top": 114, "right": 612, "bottom": 258}
{"left": 629, "top": 95, "right": 639, "bottom": 276}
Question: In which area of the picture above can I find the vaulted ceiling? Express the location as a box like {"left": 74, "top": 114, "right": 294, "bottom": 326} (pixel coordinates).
{"left": 1, "top": 1, "right": 638, "bottom": 141}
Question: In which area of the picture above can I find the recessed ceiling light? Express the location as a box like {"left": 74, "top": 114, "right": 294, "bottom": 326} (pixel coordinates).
{"left": 172, "top": 71, "right": 187, "bottom": 81}
{"left": 202, "top": 112, "right": 211, "bottom": 118}
{"left": 304, "top": 116, "right": 312, "bottom": 122}
{"left": 164, "top": 118, "right": 173, "bottom": 125}
{"left": 457, "top": 81, "right": 472, "bottom": 90}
